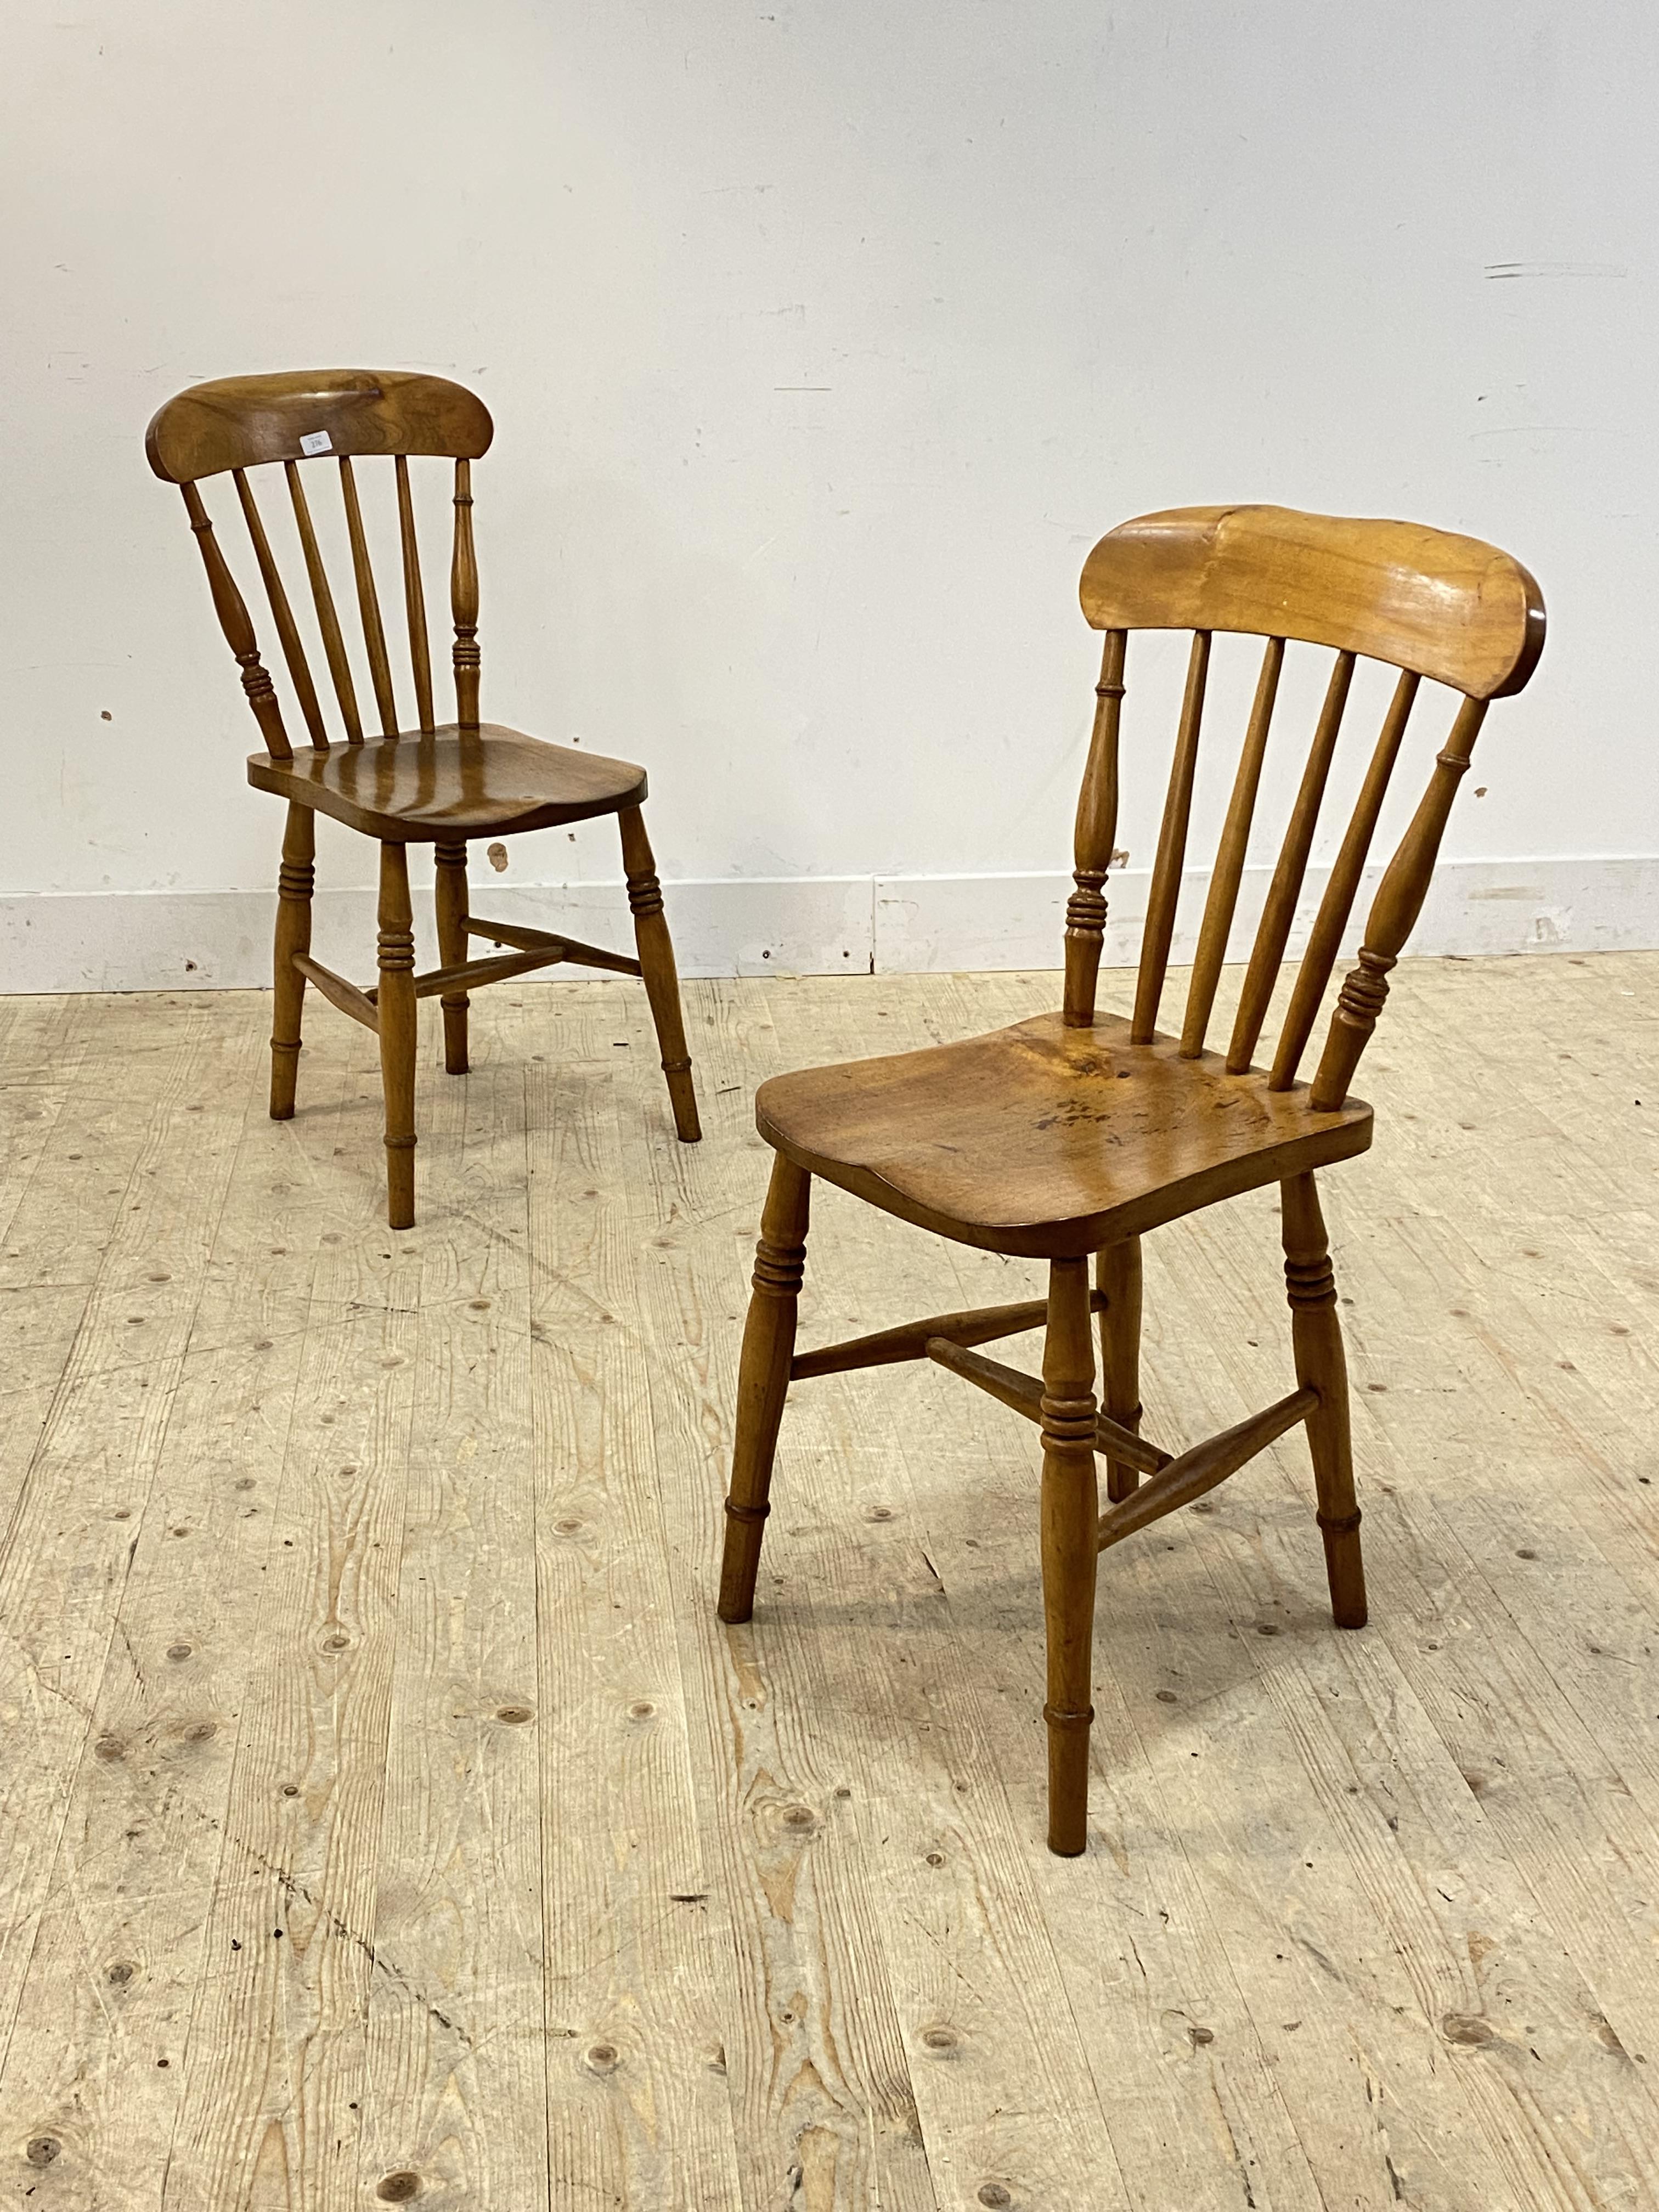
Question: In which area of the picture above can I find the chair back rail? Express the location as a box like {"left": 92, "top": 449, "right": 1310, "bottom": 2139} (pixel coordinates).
{"left": 146, "top": 370, "right": 494, "bottom": 750}
{"left": 1073, "top": 505, "right": 1544, "bottom": 1104}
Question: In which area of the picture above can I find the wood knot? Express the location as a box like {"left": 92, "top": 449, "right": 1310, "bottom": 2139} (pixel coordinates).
{"left": 26, "top": 2137, "right": 61, "bottom": 2168}
{"left": 584, "top": 2041, "right": 621, "bottom": 2074}
{"left": 375, "top": 2172, "right": 421, "bottom": 2202}
{"left": 919, "top": 2024, "right": 961, "bottom": 2055}
{"left": 1441, "top": 2013, "right": 1496, "bottom": 2048}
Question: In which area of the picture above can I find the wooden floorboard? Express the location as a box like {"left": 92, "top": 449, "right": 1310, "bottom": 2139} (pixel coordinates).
{"left": 0, "top": 951, "right": 1656, "bottom": 2209}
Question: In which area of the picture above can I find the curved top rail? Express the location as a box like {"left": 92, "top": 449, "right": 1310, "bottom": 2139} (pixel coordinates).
{"left": 146, "top": 369, "right": 493, "bottom": 483}
{"left": 1079, "top": 504, "right": 1544, "bottom": 699}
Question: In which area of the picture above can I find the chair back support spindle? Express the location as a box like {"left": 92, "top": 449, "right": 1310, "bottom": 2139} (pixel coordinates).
{"left": 338, "top": 456, "right": 399, "bottom": 737}
{"left": 396, "top": 454, "right": 437, "bottom": 734}
{"left": 1224, "top": 648, "right": 1354, "bottom": 1073}
{"left": 1062, "top": 630, "right": 1126, "bottom": 1026}
{"left": 285, "top": 460, "right": 363, "bottom": 742}
{"left": 233, "top": 468, "right": 330, "bottom": 752}
{"left": 1131, "top": 630, "right": 1211, "bottom": 1043}
{"left": 1180, "top": 635, "right": 1284, "bottom": 1057}
{"left": 1076, "top": 505, "right": 1544, "bottom": 1105}
{"left": 178, "top": 482, "right": 291, "bottom": 760}
{"left": 452, "top": 458, "right": 481, "bottom": 727}
{"left": 1309, "top": 695, "right": 1488, "bottom": 1110}
{"left": 1268, "top": 667, "right": 1419, "bottom": 1091}
{"left": 145, "top": 369, "right": 493, "bottom": 754}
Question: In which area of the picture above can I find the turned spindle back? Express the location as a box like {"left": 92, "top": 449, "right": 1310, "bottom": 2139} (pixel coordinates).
{"left": 146, "top": 370, "right": 493, "bottom": 761}
{"left": 1065, "top": 505, "right": 1544, "bottom": 1110}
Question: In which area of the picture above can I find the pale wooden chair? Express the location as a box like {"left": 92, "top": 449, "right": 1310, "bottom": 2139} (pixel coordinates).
{"left": 146, "top": 370, "right": 701, "bottom": 1228}
{"left": 718, "top": 505, "right": 1545, "bottom": 1855}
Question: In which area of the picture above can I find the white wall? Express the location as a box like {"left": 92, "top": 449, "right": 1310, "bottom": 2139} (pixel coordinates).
{"left": 3, "top": 0, "right": 1657, "bottom": 988}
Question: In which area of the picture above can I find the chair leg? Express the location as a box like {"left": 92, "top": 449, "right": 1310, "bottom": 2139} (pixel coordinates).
{"left": 377, "top": 842, "right": 418, "bottom": 1231}
{"left": 1280, "top": 1172, "right": 1367, "bottom": 1629}
{"left": 269, "top": 803, "right": 314, "bottom": 1120}
{"left": 435, "top": 837, "right": 470, "bottom": 1075}
{"left": 1040, "top": 1255, "right": 1101, "bottom": 1856}
{"left": 618, "top": 804, "right": 702, "bottom": 1143}
{"left": 718, "top": 1155, "right": 810, "bottom": 1623}
{"left": 1094, "top": 1237, "right": 1143, "bottom": 1505}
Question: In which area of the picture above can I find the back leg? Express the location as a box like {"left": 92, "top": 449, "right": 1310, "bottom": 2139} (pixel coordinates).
{"left": 1280, "top": 1171, "right": 1367, "bottom": 1628}
{"left": 435, "top": 836, "right": 470, "bottom": 1075}
{"left": 619, "top": 804, "right": 702, "bottom": 1142}
{"left": 718, "top": 1155, "right": 810, "bottom": 1622}
{"left": 1094, "top": 1237, "right": 1143, "bottom": 1505}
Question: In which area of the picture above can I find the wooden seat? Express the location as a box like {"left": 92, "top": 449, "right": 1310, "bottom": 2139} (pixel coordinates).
{"left": 248, "top": 724, "right": 647, "bottom": 840}
{"left": 146, "top": 369, "right": 701, "bottom": 1227}
{"left": 719, "top": 503, "right": 1545, "bottom": 1858}
{"left": 758, "top": 1010, "right": 1373, "bottom": 1259}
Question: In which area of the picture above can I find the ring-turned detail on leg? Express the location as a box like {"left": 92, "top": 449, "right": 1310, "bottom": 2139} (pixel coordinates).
{"left": 719, "top": 1156, "right": 810, "bottom": 1623}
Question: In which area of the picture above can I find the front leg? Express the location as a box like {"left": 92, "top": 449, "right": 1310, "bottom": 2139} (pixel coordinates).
{"left": 1281, "top": 1172, "right": 1367, "bottom": 1628}
{"left": 718, "top": 1155, "right": 810, "bottom": 1622}
{"left": 1040, "top": 1255, "right": 1101, "bottom": 1855}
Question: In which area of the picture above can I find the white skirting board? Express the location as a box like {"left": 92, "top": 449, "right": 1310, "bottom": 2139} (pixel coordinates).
{"left": 1, "top": 856, "right": 1656, "bottom": 994}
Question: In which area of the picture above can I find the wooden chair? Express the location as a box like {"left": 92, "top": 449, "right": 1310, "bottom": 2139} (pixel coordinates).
{"left": 145, "top": 370, "right": 701, "bottom": 1228}
{"left": 718, "top": 505, "right": 1545, "bottom": 1855}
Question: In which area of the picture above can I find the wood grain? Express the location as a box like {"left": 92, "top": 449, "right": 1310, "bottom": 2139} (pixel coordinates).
{"left": 1080, "top": 504, "right": 1544, "bottom": 698}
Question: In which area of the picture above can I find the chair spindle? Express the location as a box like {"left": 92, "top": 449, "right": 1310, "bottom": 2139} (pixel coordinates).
{"left": 1226, "top": 649, "right": 1355, "bottom": 1072}
{"left": 1131, "top": 630, "right": 1210, "bottom": 1044}
{"left": 1269, "top": 668, "right": 1420, "bottom": 1091}
{"left": 1310, "top": 695, "right": 1488, "bottom": 1111}
{"left": 338, "top": 458, "right": 398, "bottom": 737}
{"left": 178, "top": 483, "right": 291, "bottom": 761}
{"left": 396, "top": 454, "right": 436, "bottom": 733}
{"left": 1180, "top": 635, "right": 1284, "bottom": 1058}
{"left": 233, "top": 469, "right": 329, "bottom": 752}
{"left": 451, "top": 458, "right": 481, "bottom": 728}
{"left": 285, "top": 461, "right": 362, "bottom": 742}
{"left": 1063, "top": 629, "right": 1126, "bottom": 1027}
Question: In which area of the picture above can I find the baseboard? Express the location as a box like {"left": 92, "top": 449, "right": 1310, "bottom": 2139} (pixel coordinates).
{"left": 2, "top": 856, "right": 1656, "bottom": 993}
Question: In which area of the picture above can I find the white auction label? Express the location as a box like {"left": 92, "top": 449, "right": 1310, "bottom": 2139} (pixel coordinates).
{"left": 298, "top": 430, "right": 332, "bottom": 456}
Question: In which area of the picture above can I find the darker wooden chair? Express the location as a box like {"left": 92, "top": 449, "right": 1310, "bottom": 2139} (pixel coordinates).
{"left": 718, "top": 505, "right": 1545, "bottom": 1855}
{"left": 146, "top": 370, "right": 701, "bottom": 1227}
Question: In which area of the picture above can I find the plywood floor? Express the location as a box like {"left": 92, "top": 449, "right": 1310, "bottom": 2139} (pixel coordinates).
{"left": 2, "top": 952, "right": 1657, "bottom": 2211}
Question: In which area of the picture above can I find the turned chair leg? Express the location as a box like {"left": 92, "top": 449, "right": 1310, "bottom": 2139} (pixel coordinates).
{"left": 1281, "top": 1172, "right": 1367, "bottom": 1629}
{"left": 377, "top": 842, "right": 418, "bottom": 1231}
{"left": 718, "top": 1156, "right": 810, "bottom": 1623}
{"left": 619, "top": 805, "right": 702, "bottom": 1143}
{"left": 1040, "top": 1255, "right": 1101, "bottom": 1856}
{"left": 270, "top": 803, "right": 314, "bottom": 1120}
{"left": 434, "top": 837, "right": 470, "bottom": 1076}
{"left": 1094, "top": 1237, "right": 1143, "bottom": 1506}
